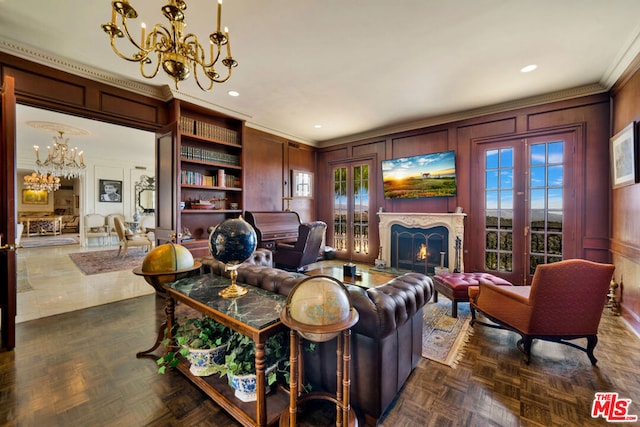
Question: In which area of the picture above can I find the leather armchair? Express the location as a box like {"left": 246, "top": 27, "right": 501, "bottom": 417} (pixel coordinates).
{"left": 469, "top": 259, "right": 615, "bottom": 364}
{"left": 274, "top": 221, "right": 326, "bottom": 271}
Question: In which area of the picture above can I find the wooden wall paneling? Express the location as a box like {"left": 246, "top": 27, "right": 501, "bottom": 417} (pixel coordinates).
{"left": 318, "top": 96, "right": 612, "bottom": 292}
{"left": 99, "top": 92, "right": 160, "bottom": 124}
{"left": 5, "top": 65, "right": 86, "bottom": 107}
{"left": 0, "top": 52, "right": 168, "bottom": 131}
{"left": 526, "top": 100, "right": 611, "bottom": 262}
{"left": 243, "top": 128, "right": 286, "bottom": 212}
{"left": 610, "top": 66, "right": 640, "bottom": 331}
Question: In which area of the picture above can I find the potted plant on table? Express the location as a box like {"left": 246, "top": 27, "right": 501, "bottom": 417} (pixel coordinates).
{"left": 212, "top": 330, "right": 290, "bottom": 402}
{"left": 157, "top": 315, "right": 233, "bottom": 376}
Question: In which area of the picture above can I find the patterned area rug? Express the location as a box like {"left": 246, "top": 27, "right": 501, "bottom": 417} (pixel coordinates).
{"left": 21, "top": 235, "right": 79, "bottom": 248}
{"left": 422, "top": 299, "right": 473, "bottom": 367}
{"left": 68, "top": 249, "right": 146, "bottom": 275}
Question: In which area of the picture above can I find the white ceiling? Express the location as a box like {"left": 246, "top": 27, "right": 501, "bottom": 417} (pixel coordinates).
{"left": 2, "top": 1, "right": 640, "bottom": 147}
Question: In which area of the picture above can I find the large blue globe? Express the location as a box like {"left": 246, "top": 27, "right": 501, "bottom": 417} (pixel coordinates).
{"left": 209, "top": 217, "right": 258, "bottom": 265}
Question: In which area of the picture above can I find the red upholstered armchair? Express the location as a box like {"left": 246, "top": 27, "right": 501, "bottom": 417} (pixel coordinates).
{"left": 274, "top": 221, "right": 326, "bottom": 272}
{"left": 469, "top": 259, "right": 615, "bottom": 364}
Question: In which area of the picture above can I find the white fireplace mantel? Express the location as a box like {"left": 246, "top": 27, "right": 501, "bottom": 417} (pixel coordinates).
{"left": 377, "top": 212, "right": 466, "bottom": 272}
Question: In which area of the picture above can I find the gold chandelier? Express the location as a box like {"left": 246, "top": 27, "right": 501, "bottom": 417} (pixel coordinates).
{"left": 23, "top": 172, "right": 61, "bottom": 193}
{"left": 101, "top": 0, "right": 238, "bottom": 91}
{"left": 34, "top": 131, "right": 86, "bottom": 179}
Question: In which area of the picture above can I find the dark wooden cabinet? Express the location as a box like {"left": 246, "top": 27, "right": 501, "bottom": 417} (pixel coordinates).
{"left": 156, "top": 100, "right": 244, "bottom": 256}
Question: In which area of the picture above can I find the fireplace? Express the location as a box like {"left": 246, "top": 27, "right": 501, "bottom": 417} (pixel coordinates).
{"left": 391, "top": 224, "right": 448, "bottom": 274}
{"left": 377, "top": 212, "right": 466, "bottom": 273}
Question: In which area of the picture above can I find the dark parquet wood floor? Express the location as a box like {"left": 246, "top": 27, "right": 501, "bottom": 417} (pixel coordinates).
{"left": 1, "top": 287, "right": 639, "bottom": 426}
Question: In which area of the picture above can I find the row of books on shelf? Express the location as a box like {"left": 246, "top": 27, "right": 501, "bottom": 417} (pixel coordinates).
{"left": 180, "top": 116, "right": 240, "bottom": 145}
{"left": 181, "top": 170, "right": 240, "bottom": 188}
{"left": 181, "top": 145, "right": 240, "bottom": 166}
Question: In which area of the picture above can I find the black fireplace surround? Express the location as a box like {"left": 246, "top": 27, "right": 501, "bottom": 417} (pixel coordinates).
{"left": 390, "top": 224, "right": 449, "bottom": 274}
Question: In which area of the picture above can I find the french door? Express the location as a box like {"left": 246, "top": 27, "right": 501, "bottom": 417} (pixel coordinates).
{"left": 331, "top": 159, "right": 374, "bottom": 263}
{"left": 473, "top": 132, "right": 577, "bottom": 285}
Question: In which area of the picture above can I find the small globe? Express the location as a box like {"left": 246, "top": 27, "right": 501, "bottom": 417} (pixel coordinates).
{"left": 287, "top": 276, "right": 355, "bottom": 342}
{"left": 139, "top": 243, "right": 195, "bottom": 286}
{"left": 209, "top": 217, "right": 257, "bottom": 265}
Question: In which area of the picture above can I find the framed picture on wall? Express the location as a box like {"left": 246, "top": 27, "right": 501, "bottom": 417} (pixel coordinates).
{"left": 610, "top": 122, "right": 638, "bottom": 188}
{"left": 99, "top": 179, "right": 122, "bottom": 202}
{"left": 292, "top": 170, "right": 313, "bottom": 198}
{"left": 22, "top": 189, "right": 48, "bottom": 205}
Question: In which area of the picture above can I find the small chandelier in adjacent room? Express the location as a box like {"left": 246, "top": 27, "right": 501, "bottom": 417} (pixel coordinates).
{"left": 34, "top": 131, "right": 86, "bottom": 179}
{"left": 23, "top": 172, "right": 61, "bottom": 192}
{"left": 101, "top": 0, "right": 238, "bottom": 91}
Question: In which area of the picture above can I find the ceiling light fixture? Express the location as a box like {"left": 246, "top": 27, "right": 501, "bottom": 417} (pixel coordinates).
{"left": 34, "top": 131, "right": 86, "bottom": 179}
{"left": 520, "top": 64, "right": 538, "bottom": 73}
{"left": 101, "top": 0, "right": 238, "bottom": 91}
{"left": 228, "top": 90, "right": 239, "bottom": 97}
{"left": 23, "top": 172, "right": 61, "bottom": 193}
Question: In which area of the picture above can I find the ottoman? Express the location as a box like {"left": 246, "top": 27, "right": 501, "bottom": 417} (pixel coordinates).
{"left": 433, "top": 272, "right": 513, "bottom": 317}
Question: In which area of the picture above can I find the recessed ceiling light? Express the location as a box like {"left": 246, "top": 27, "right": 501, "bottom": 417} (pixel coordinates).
{"left": 520, "top": 64, "right": 538, "bottom": 73}
{"left": 228, "top": 90, "right": 240, "bottom": 97}
{"left": 314, "top": 124, "right": 322, "bottom": 129}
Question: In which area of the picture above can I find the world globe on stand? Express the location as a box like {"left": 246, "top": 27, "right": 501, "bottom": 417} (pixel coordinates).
{"left": 134, "top": 243, "right": 200, "bottom": 292}
{"left": 284, "top": 276, "right": 359, "bottom": 342}
{"left": 209, "top": 216, "right": 258, "bottom": 298}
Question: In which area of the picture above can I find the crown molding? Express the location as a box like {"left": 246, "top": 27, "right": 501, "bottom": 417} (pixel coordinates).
{"left": 601, "top": 25, "right": 640, "bottom": 89}
{"left": 318, "top": 83, "right": 609, "bottom": 148}
{"left": 0, "top": 37, "right": 171, "bottom": 101}
{"left": 0, "top": 37, "right": 617, "bottom": 149}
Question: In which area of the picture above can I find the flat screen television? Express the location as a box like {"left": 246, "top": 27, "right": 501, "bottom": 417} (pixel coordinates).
{"left": 382, "top": 150, "right": 457, "bottom": 199}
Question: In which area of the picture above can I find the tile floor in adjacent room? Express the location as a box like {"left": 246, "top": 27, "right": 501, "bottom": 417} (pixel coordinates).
{"left": 16, "top": 239, "right": 154, "bottom": 323}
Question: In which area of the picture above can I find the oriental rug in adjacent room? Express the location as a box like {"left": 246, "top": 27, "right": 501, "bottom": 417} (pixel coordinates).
{"left": 422, "top": 299, "right": 473, "bottom": 367}
{"left": 21, "top": 235, "right": 79, "bottom": 248}
{"left": 68, "top": 249, "right": 146, "bottom": 275}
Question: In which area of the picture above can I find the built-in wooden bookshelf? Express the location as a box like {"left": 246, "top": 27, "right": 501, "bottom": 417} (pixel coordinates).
{"left": 156, "top": 100, "right": 244, "bottom": 257}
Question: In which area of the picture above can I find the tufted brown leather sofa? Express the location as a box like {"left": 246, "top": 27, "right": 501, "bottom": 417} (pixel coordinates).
{"left": 200, "top": 250, "right": 433, "bottom": 425}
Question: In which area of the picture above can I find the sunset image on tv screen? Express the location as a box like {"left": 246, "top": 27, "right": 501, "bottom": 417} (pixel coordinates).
{"left": 382, "top": 150, "right": 457, "bottom": 199}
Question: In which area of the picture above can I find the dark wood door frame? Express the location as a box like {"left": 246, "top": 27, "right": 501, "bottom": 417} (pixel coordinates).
{"left": 470, "top": 126, "right": 581, "bottom": 285}
{"left": 1, "top": 76, "right": 17, "bottom": 350}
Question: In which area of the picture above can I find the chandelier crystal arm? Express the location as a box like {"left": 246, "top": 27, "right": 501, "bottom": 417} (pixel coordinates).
{"left": 33, "top": 131, "right": 86, "bottom": 179}
{"left": 24, "top": 172, "right": 60, "bottom": 192}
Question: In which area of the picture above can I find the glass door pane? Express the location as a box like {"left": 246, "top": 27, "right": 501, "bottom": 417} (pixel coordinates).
{"left": 332, "top": 161, "right": 372, "bottom": 261}
{"left": 484, "top": 148, "right": 514, "bottom": 272}
{"left": 352, "top": 164, "right": 369, "bottom": 255}
{"left": 333, "top": 167, "right": 347, "bottom": 252}
{"left": 528, "top": 141, "right": 564, "bottom": 274}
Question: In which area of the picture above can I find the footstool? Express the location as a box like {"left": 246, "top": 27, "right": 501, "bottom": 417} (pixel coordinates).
{"left": 433, "top": 272, "right": 513, "bottom": 317}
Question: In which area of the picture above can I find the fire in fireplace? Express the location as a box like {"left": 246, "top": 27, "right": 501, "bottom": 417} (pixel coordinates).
{"left": 391, "top": 225, "right": 449, "bottom": 274}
